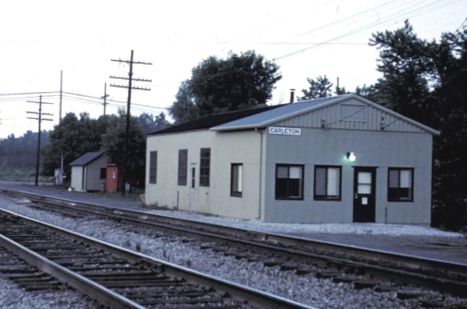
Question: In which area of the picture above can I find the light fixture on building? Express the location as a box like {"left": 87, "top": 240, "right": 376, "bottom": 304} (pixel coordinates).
{"left": 346, "top": 152, "right": 356, "bottom": 162}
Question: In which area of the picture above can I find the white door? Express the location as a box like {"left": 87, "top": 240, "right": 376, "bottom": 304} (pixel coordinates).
{"left": 189, "top": 162, "right": 199, "bottom": 211}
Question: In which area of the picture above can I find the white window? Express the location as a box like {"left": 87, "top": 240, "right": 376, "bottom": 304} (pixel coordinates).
{"left": 314, "top": 165, "right": 341, "bottom": 200}
{"left": 275, "top": 164, "right": 304, "bottom": 200}
{"left": 231, "top": 163, "right": 243, "bottom": 197}
{"left": 388, "top": 168, "right": 414, "bottom": 201}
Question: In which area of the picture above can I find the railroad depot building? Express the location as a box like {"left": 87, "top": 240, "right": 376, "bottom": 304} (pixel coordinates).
{"left": 145, "top": 94, "right": 439, "bottom": 224}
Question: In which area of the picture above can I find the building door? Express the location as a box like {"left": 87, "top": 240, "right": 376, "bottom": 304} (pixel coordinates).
{"left": 189, "top": 163, "right": 199, "bottom": 211}
{"left": 353, "top": 167, "right": 376, "bottom": 222}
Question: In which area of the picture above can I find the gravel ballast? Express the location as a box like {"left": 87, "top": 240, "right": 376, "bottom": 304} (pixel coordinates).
{"left": 0, "top": 195, "right": 465, "bottom": 308}
{"left": 0, "top": 274, "right": 96, "bottom": 309}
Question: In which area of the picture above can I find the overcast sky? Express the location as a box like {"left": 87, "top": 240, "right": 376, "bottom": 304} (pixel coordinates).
{"left": 0, "top": 0, "right": 465, "bottom": 138}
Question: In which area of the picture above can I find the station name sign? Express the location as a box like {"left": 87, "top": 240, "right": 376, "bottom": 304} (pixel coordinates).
{"left": 268, "top": 126, "right": 301, "bottom": 136}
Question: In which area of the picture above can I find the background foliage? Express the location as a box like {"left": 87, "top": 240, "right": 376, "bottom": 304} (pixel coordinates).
{"left": 169, "top": 50, "right": 281, "bottom": 123}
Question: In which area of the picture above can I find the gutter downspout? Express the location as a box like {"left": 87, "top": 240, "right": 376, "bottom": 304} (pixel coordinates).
{"left": 258, "top": 128, "right": 264, "bottom": 220}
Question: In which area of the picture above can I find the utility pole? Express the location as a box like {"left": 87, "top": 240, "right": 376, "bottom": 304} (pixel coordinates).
{"left": 59, "top": 71, "right": 64, "bottom": 186}
{"left": 59, "top": 70, "right": 63, "bottom": 120}
{"left": 110, "top": 50, "right": 152, "bottom": 196}
{"left": 101, "top": 83, "right": 109, "bottom": 116}
{"left": 27, "top": 95, "right": 53, "bottom": 186}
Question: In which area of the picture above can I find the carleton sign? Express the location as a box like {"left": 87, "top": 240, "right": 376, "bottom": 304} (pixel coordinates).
{"left": 268, "top": 126, "right": 302, "bottom": 136}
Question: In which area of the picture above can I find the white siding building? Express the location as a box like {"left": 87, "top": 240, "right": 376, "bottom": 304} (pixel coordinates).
{"left": 145, "top": 94, "right": 439, "bottom": 224}
{"left": 70, "top": 151, "right": 108, "bottom": 192}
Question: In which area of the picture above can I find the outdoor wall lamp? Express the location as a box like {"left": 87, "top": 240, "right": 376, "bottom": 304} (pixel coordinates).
{"left": 346, "top": 152, "right": 356, "bottom": 162}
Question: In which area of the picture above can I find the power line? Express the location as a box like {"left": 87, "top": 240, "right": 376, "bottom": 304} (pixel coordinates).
{"left": 62, "top": 91, "right": 168, "bottom": 110}
{"left": 216, "top": 41, "right": 368, "bottom": 46}
{"left": 295, "top": 0, "right": 411, "bottom": 38}
{"left": 0, "top": 91, "right": 58, "bottom": 97}
{"left": 456, "top": 18, "right": 467, "bottom": 31}
{"left": 218, "top": 0, "right": 339, "bottom": 45}
{"left": 274, "top": 0, "right": 447, "bottom": 60}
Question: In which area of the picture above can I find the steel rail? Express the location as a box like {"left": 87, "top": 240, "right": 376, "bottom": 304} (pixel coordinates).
{"left": 2, "top": 187, "right": 467, "bottom": 297}
{"left": 0, "top": 207, "right": 312, "bottom": 309}
{"left": 0, "top": 233, "right": 145, "bottom": 309}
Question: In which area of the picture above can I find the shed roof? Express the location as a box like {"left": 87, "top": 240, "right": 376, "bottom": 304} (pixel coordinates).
{"left": 211, "top": 94, "right": 440, "bottom": 135}
{"left": 149, "top": 104, "right": 281, "bottom": 135}
{"left": 69, "top": 150, "right": 105, "bottom": 167}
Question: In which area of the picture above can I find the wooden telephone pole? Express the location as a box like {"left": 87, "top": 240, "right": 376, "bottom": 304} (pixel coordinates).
{"left": 27, "top": 95, "right": 54, "bottom": 186}
{"left": 101, "top": 83, "right": 109, "bottom": 116}
{"left": 110, "top": 50, "right": 152, "bottom": 196}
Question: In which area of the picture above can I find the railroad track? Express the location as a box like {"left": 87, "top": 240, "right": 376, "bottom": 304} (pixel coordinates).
{"left": 0, "top": 207, "right": 309, "bottom": 309}
{"left": 1, "top": 188, "right": 467, "bottom": 304}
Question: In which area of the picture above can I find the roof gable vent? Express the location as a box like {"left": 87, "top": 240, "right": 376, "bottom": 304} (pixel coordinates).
{"left": 340, "top": 103, "right": 366, "bottom": 122}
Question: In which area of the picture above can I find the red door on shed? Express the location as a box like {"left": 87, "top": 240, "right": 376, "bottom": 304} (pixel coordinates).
{"left": 106, "top": 164, "right": 118, "bottom": 193}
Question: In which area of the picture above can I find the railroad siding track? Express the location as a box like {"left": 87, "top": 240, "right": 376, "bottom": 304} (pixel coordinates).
{"left": 0, "top": 208, "right": 310, "bottom": 309}
{"left": 0, "top": 246, "right": 68, "bottom": 292}
{"left": 4, "top": 188, "right": 466, "bottom": 299}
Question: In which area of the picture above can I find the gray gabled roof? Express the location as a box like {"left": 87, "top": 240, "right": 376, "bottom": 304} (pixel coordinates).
{"left": 210, "top": 94, "right": 440, "bottom": 135}
{"left": 69, "top": 150, "right": 105, "bottom": 167}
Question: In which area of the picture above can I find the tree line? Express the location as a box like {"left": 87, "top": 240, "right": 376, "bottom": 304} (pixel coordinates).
{"left": 42, "top": 112, "right": 169, "bottom": 187}
{"left": 0, "top": 131, "right": 49, "bottom": 179}
{"left": 0, "top": 112, "right": 169, "bottom": 186}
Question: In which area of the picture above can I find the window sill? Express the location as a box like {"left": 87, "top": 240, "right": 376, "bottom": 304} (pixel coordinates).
{"left": 314, "top": 196, "right": 341, "bottom": 201}
{"left": 230, "top": 192, "right": 242, "bottom": 198}
{"left": 275, "top": 197, "right": 304, "bottom": 201}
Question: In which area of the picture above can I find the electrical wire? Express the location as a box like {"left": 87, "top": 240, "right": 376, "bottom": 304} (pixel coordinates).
{"left": 274, "top": 0, "right": 453, "bottom": 60}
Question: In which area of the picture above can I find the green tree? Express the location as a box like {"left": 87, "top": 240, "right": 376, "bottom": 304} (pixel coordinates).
{"left": 428, "top": 30, "right": 467, "bottom": 230}
{"left": 170, "top": 51, "right": 281, "bottom": 123}
{"left": 42, "top": 113, "right": 109, "bottom": 178}
{"left": 137, "top": 112, "right": 170, "bottom": 134}
{"left": 369, "top": 20, "right": 434, "bottom": 124}
{"left": 0, "top": 131, "right": 49, "bottom": 180}
{"left": 369, "top": 20, "right": 467, "bottom": 229}
{"left": 169, "top": 80, "right": 199, "bottom": 124}
{"left": 299, "top": 75, "right": 333, "bottom": 100}
{"left": 101, "top": 112, "right": 146, "bottom": 187}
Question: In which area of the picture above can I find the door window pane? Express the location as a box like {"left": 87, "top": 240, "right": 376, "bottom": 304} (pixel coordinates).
{"left": 358, "top": 184, "right": 371, "bottom": 194}
{"left": 358, "top": 172, "right": 371, "bottom": 184}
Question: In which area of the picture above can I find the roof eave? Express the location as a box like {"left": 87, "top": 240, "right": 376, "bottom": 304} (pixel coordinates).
{"left": 210, "top": 124, "right": 266, "bottom": 132}
{"left": 210, "top": 95, "right": 353, "bottom": 132}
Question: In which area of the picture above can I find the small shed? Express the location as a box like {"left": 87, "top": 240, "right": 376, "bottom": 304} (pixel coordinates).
{"left": 70, "top": 151, "right": 108, "bottom": 192}
{"left": 145, "top": 94, "right": 439, "bottom": 225}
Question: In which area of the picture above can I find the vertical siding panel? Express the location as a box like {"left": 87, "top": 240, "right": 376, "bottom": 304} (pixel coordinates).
{"left": 274, "top": 101, "right": 426, "bottom": 133}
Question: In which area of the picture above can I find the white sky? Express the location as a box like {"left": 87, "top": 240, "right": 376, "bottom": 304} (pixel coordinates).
{"left": 0, "top": 0, "right": 465, "bottom": 138}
